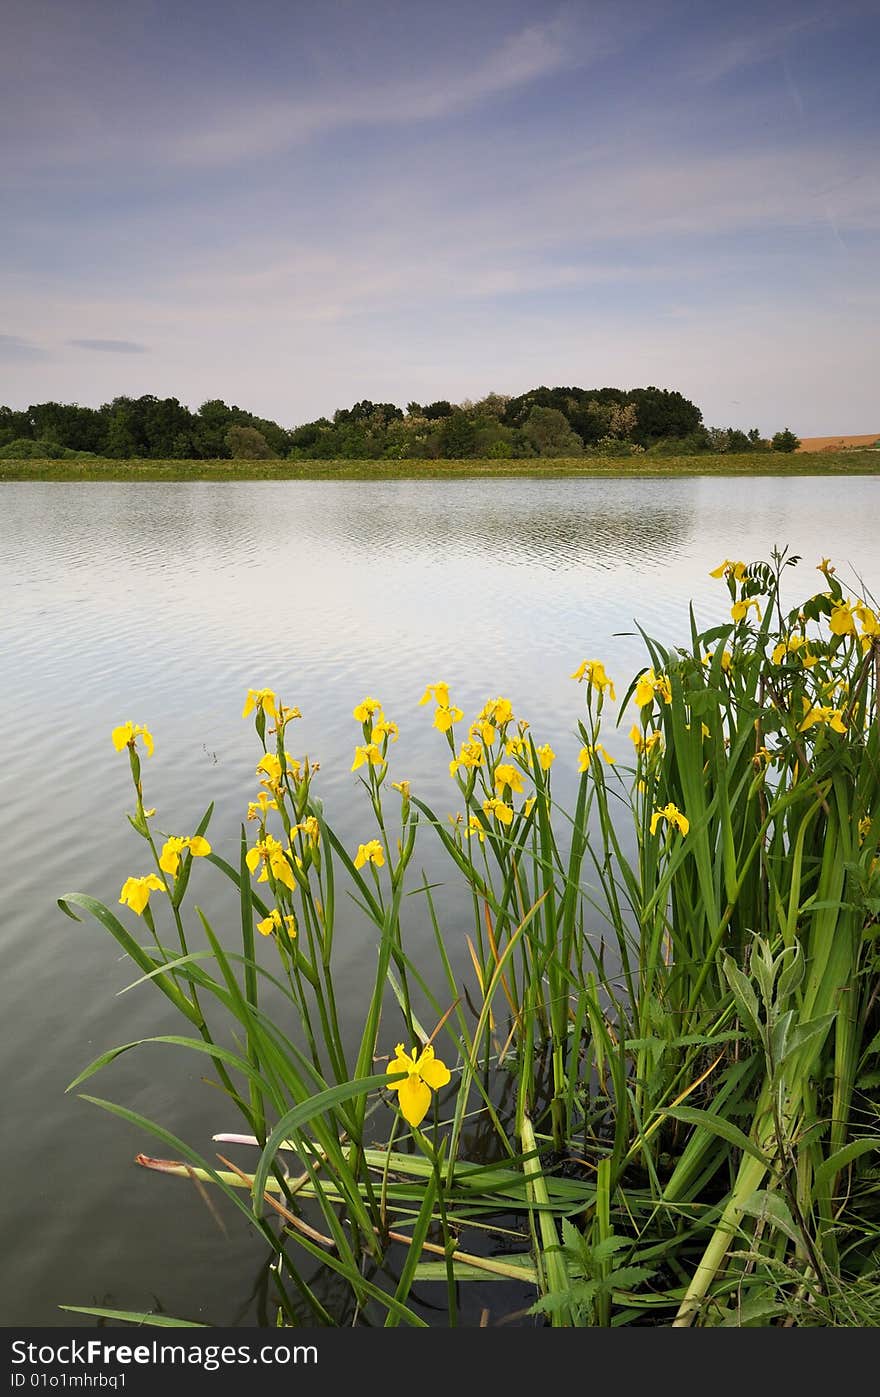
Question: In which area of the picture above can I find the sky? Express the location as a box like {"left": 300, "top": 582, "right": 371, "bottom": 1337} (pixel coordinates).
{"left": 2, "top": 0, "right": 879, "bottom": 435}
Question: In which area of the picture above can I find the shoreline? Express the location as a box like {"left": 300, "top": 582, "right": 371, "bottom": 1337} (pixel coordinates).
{"left": 1, "top": 450, "right": 878, "bottom": 482}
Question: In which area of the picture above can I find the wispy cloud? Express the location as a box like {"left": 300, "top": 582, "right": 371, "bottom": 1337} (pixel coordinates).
{"left": 0, "top": 8, "right": 639, "bottom": 175}
{"left": 166, "top": 15, "right": 584, "bottom": 168}
{"left": 687, "top": 6, "right": 844, "bottom": 84}
{"left": 0, "top": 333, "right": 46, "bottom": 360}
{"left": 68, "top": 338, "right": 148, "bottom": 354}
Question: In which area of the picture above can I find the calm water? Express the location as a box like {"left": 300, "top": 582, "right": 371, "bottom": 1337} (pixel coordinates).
{"left": 1, "top": 475, "right": 878, "bottom": 1326}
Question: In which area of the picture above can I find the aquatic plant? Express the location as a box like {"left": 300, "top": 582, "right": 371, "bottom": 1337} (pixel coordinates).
{"left": 61, "top": 549, "right": 880, "bottom": 1327}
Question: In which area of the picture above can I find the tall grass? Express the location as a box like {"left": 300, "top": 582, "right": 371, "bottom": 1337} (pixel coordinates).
{"left": 61, "top": 549, "right": 880, "bottom": 1327}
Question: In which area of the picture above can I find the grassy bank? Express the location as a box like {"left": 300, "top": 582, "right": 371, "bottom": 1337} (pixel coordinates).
{"left": 2, "top": 450, "right": 879, "bottom": 482}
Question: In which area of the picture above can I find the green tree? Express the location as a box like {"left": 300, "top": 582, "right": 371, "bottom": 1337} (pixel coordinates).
{"left": 104, "top": 402, "right": 139, "bottom": 458}
{"left": 627, "top": 387, "right": 703, "bottom": 446}
{"left": 0, "top": 437, "right": 66, "bottom": 459}
{"left": 195, "top": 399, "right": 236, "bottom": 457}
{"left": 29, "top": 401, "right": 107, "bottom": 454}
{"left": 225, "top": 424, "right": 277, "bottom": 459}
{"left": 423, "top": 400, "right": 454, "bottom": 420}
{"left": 726, "top": 429, "right": 752, "bottom": 452}
{"left": 771, "top": 428, "right": 801, "bottom": 453}
{"left": 0, "top": 406, "right": 32, "bottom": 447}
{"left": 521, "top": 406, "right": 583, "bottom": 457}
{"left": 438, "top": 410, "right": 477, "bottom": 458}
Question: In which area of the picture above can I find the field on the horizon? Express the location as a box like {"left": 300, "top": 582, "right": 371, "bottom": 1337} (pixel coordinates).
{"left": 797, "top": 433, "right": 880, "bottom": 452}
{"left": 1, "top": 449, "right": 879, "bottom": 482}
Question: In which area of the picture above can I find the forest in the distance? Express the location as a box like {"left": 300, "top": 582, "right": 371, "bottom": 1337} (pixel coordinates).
{"left": 0, "top": 385, "right": 802, "bottom": 460}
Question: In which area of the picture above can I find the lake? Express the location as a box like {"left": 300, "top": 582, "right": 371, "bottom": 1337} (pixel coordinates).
{"left": 1, "top": 474, "right": 878, "bottom": 1325}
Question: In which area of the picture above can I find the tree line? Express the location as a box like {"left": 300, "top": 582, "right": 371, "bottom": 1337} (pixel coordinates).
{"left": 0, "top": 387, "right": 802, "bottom": 460}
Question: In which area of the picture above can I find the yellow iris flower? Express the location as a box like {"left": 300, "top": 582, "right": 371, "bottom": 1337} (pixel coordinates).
{"left": 483, "top": 797, "right": 514, "bottom": 825}
{"left": 419, "top": 682, "right": 450, "bottom": 709}
{"left": 354, "top": 839, "right": 385, "bottom": 869}
{"left": 534, "top": 743, "right": 556, "bottom": 771}
{"left": 633, "top": 669, "right": 672, "bottom": 708}
{"left": 158, "top": 835, "right": 212, "bottom": 877}
{"left": 242, "top": 689, "right": 277, "bottom": 720}
{"left": 829, "top": 602, "right": 857, "bottom": 637}
{"left": 578, "top": 744, "right": 615, "bottom": 771}
{"left": 246, "top": 835, "right": 296, "bottom": 891}
{"left": 799, "top": 704, "right": 847, "bottom": 735}
{"left": 293, "top": 816, "right": 320, "bottom": 843}
{"left": 470, "top": 719, "right": 497, "bottom": 745}
{"left": 570, "top": 659, "right": 616, "bottom": 700}
{"left": 386, "top": 1043, "right": 452, "bottom": 1128}
{"left": 650, "top": 803, "right": 690, "bottom": 836}
{"left": 433, "top": 704, "right": 464, "bottom": 733}
{"left": 119, "top": 873, "right": 165, "bottom": 916}
{"left": 112, "top": 721, "right": 154, "bottom": 758}
{"left": 771, "top": 635, "right": 810, "bottom": 665}
{"left": 392, "top": 780, "right": 411, "bottom": 798}
{"left": 450, "top": 741, "right": 484, "bottom": 776}
{"left": 256, "top": 752, "right": 300, "bottom": 788}
{"left": 256, "top": 908, "right": 297, "bottom": 938}
{"left": 465, "top": 815, "right": 486, "bottom": 843}
{"left": 710, "top": 560, "right": 747, "bottom": 582}
{"left": 247, "top": 792, "right": 278, "bottom": 821}
{"left": 353, "top": 696, "right": 382, "bottom": 722}
{"left": 480, "top": 697, "right": 515, "bottom": 727}
{"left": 494, "top": 763, "right": 525, "bottom": 794}
{"left": 372, "top": 717, "right": 399, "bottom": 743}
{"left": 629, "top": 726, "right": 662, "bottom": 755}
{"left": 352, "top": 742, "right": 384, "bottom": 771}
{"left": 731, "top": 598, "right": 762, "bottom": 623}
{"left": 702, "top": 649, "right": 732, "bottom": 672}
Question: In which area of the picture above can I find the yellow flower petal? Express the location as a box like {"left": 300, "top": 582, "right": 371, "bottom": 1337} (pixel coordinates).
{"left": 118, "top": 873, "right": 165, "bottom": 916}
{"left": 416, "top": 1046, "right": 451, "bottom": 1090}
{"left": 397, "top": 1074, "right": 432, "bottom": 1128}
{"left": 354, "top": 839, "right": 385, "bottom": 869}
{"left": 158, "top": 836, "right": 185, "bottom": 876}
{"left": 829, "top": 604, "right": 856, "bottom": 636}
{"left": 270, "top": 852, "right": 296, "bottom": 891}
{"left": 386, "top": 1047, "right": 416, "bottom": 1088}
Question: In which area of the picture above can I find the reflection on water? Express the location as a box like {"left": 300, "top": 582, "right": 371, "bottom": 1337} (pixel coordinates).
{"left": 0, "top": 474, "right": 877, "bottom": 1325}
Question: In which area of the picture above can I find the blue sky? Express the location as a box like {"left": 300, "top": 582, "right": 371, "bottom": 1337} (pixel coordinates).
{"left": 2, "top": 0, "right": 878, "bottom": 434}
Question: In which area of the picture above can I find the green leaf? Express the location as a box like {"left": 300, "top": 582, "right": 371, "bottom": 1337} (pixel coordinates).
{"left": 66, "top": 1035, "right": 265, "bottom": 1094}
{"left": 59, "top": 1307, "right": 207, "bottom": 1327}
{"left": 251, "top": 1074, "right": 394, "bottom": 1211}
{"left": 738, "top": 1190, "right": 803, "bottom": 1247}
{"left": 57, "top": 893, "right": 201, "bottom": 1025}
{"left": 666, "top": 1106, "right": 770, "bottom": 1167}
{"left": 814, "top": 1137, "right": 879, "bottom": 1191}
